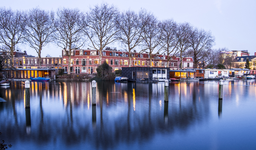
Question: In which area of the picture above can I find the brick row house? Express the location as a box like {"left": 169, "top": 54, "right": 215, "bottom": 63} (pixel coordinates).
{"left": 62, "top": 49, "right": 194, "bottom": 74}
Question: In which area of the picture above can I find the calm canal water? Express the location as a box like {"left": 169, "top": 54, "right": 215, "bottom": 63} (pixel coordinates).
{"left": 1, "top": 80, "right": 256, "bottom": 150}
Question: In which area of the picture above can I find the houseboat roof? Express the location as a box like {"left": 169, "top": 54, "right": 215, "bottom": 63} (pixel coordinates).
{"left": 4, "top": 68, "right": 57, "bottom": 71}
{"left": 169, "top": 69, "right": 196, "bottom": 72}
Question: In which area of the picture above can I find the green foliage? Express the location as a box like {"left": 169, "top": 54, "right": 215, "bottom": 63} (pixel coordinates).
{"left": 245, "top": 58, "right": 250, "bottom": 69}
{"left": 58, "top": 69, "right": 65, "bottom": 75}
{"left": 96, "top": 61, "right": 115, "bottom": 80}
{"left": 115, "top": 70, "right": 122, "bottom": 76}
{"left": 217, "top": 64, "right": 226, "bottom": 69}
{"left": 206, "top": 64, "right": 214, "bottom": 69}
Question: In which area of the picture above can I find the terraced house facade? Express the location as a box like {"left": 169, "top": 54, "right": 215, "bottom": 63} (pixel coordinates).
{"left": 62, "top": 49, "right": 194, "bottom": 74}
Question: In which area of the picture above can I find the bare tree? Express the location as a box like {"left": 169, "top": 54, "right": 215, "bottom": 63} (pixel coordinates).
{"left": 0, "top": 8, "right": 26, "bottom": 67}
{"left": 158, "top": 20, "right": 178, "bottom": 67}
{"left": 189, "top": 28, "right": 214, "bottom": 68}
{"left": 176, "top": 23, "right": 192, "bottom": 69}
{"left": 116, "top": 10, "right": 145, "bottom": 67}
{"left": 85, "top": 4, "right": 119, "bottom": 64}
{"left": 25, "top": 8, "right": 55, "bottom": 68}
{"left": 141, "top": 12, "right": 161, "bottom": 67}
{"left": 54, "top": 8, "right": 85, "bottom": 74}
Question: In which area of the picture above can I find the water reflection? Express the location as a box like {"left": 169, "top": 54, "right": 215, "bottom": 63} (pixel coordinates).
{"left": 0, "top": 80, "right": 256, "bottom": 149}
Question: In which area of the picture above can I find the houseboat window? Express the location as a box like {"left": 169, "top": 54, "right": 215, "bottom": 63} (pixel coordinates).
{"left": 175, "top": 72, "right": 180, "bottom": 77}
{"left": 190, "top": 73, "right": 194, "bottom": 78}
{"left": 181, "top": 72, "right": 186, "bottom": 78}
{"left": 153, "top": 70, "right": 157, "bottom": 74}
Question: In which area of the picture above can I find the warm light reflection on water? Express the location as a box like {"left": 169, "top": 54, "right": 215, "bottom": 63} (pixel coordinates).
{"left": 1, "top": 80, "right": 256, "bottom": 150}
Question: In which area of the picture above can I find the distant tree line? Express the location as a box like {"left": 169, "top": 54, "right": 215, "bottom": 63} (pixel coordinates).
{"left": 0, "top": 4, "right": 226, "bottom": 74}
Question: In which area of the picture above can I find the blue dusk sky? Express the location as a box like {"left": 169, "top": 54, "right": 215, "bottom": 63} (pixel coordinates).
{"left": 1, "top": 0, "right": 256, "bottom": 57}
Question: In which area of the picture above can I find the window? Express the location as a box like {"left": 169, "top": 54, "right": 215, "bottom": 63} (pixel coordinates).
{"left": 75, "top": 67, "right": 80, "bottom": 74}
{"left": 134, "top": 61, "right": 137, "bottom": 66}
{"left": 84, "top": 51, "right": 87, "bottom": 55}
{"left": 63, "top": 59, "right": 66, "bottom": 64}
{"left": 28, "top": 59, "right": 30, "bottom": 65}
{"left": 103, "top": 52, "right": 106, "bottom": 56}
{"left": 138, "top": 60, "right": 140, "bottom": 66}
{"left": 90, "top": 51, "right": 96, "bottom": 55}
{"left": 82, "top": 59, "right": 86, "bottom": 66}
{"left": 71, "top": 59, "right": 74, "bottom": 65}
{"left": 43, "top": 59, "right": 45, "bottom": 64}
{"left": 152, "top": 70, "right": 156, "bottom": 74}
{"left": 175, "top": 72, "right": 180, "bottom": 77}
{"left": 110, "top": 59, "right": 113, "bottom": 65}
{"left": 124, "top": 60, "right": 128, "bottom": 65}
{"left": 94, "top": 59, "right": 99, "bottom": 64}
{"left": 59, "top": 59, "right": 61, "bottom": 64}
{"left": 109, "top": 52, "right": 112, "bottom": 56}
{"left": 52, "top": 59, "right": 54, "bottom": 64}
{"left": 115, "top": 60, "right": 118, "bottom": 65}
{"left": 142, "top": 61, "right": 145, "bottom": 66}
{"left": 80, "top": 50, "right": 83, "bottom": 55}
{"left": 89, "top": 59, "right": 92, "bottom": 65}
{"left": 47, "top": 59, "right": 49, "bottom": 64}
{"left": 162, "top": 70, "right": 165, "bottom": 74}
{"left": 157, "top": 70, "right": 161, "bottom": 74}
{"left": 76, "top": 59, "right": 79, "bottom": 65}
{"left": 106, "top": 59, "right": 108, "bottom": 64}
{"left": 120, "top": 60, "right": 123, "bottom": 65}
{"left": 82, "top": 67, "right": 86, "bottom": 73}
